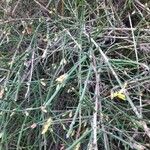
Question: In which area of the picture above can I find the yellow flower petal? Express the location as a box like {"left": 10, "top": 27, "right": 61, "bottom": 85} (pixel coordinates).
{"left": 41, "top": 106, "right": 47, "bottom": 113}
{"left": 117, "top": 92, "right": 126, "bottom": 100}
{"left": 40, "top": 79, "right": 46, "bottom": 86}
{"left": 111, "top": 91, "right": 126, "bottom": 101}
{"left": 69, "top": 111, "right": 73, "bottom": 118}
{"left": 41, "top": 117, "right": 53, "bottom": 134}
{"left": 74, "top": 142, "right": 80, "bottom": 150}
{"left": 60, "top": 58, "right": 67, "bottom": 65}
{"left": 55, "top": 74, "right": 68, "bottom": 83}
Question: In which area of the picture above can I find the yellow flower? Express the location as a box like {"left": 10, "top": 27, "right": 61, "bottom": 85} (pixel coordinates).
{"left": 111, "top": 90, "right": 126, "bottom": 101}
{"left": 111, "top": 82, "right": 127, "bottom": 101}
{"left": 41, "top": 117, "right": 53, "bottom": 134}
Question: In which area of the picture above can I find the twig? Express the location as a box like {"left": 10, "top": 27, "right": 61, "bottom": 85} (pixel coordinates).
{"left": 128, "top": 14, "right": 139, "bottom": 66}
{"left": 0, "top": 18, "right": 45, "bottom": 25}
{"left": 66, "top": 67, "right": 91, "bottom": 138}
{"left": 25, "top": 50, "right": 35, "bottom": 99}
{"left": 134, "top": 0, "right": 150, "bottom": 14}
{"left": 91, "top": 54, "right": 99, "bottom": 150}
{"left": 11, "top": 0, "right": 21, "bottom": 16}
{"left": 103, "top": 27, "right": 150, "bottom": 32}
{"left": 91, "top": 54, "right": 110, "bottom": 150}
{"left": 129, "top": 13, "right": 142, "bottom": 118}
{"left": 33, "top": 0, "right": 51, "bottom": 15}
{"left": 42, "top": 21, "right": 51, "bottom": 59}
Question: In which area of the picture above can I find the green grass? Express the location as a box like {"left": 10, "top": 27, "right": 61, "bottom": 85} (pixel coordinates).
{"left": 0, "top": 0, "right": 150, "bottom": 149}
